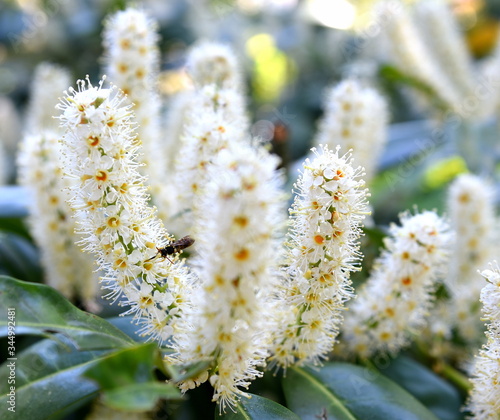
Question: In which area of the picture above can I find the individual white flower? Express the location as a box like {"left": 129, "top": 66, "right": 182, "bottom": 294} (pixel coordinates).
{"left": 26, "top": 62, "right": 71, "bottom": 133}
{"left": 57, "top": 77, "right": 195, "bottom": 345}
{"left": 414, "top": 0, "right": 476, "bottom": 100}
{"left": 314, "top": 79, "right": 388, "bottom": 182}
{"left": 342, "top": 210, "right": 452, "bottom": 358}
{"left": 102, "top": 7, "right": 174, "bottom": 222}
{"left": 269, "top": 145, "right": 370, "bottom": 369}
{"left": 172, "top": 142, "right": 286, "bottom": 412}
{"left": 17, "top": 132, "right": 99, "bottom": 308}
{"left": 466, "top": 262, "right": 500, "bottom": 419}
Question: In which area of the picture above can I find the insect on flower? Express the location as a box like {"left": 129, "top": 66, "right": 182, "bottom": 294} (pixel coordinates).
{"left": 147, "top": 235, "right": 195, "bottom": 263}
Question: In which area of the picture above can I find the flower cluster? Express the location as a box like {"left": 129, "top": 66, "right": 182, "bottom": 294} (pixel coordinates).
{"left": 342, "top": 211, "right": 451, "bottom": 357}
{"left": 466, "top": 263, "right": 500, "bottom": 419}
{"left": 314, "top": 79, "right": 388, "bottom": 182}
{"left": 414, "top": 0, "right": 475, "bottom": 100}
{"left": 173, "top": 143, "right": 285, "bottom": 411}
{"left": 174, "top": 42, "right": 249, "bottom": 225}
{"left": 378, "top": 1, "right": 460, "bottom": 111}
{"left": 102, "top": 8, "right": 172, "bottom": 221}
{"left": 270, "top": 145, "right": 369, "bottom": 368}
{"left": 448, "top": 175, "right": 496, "bottom": 345}
{"left": 57, "top": 77, "right": 194, "bottom": 344}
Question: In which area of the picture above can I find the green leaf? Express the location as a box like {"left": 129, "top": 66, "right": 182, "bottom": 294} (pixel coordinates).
{"left": 378, "top": 64, "right": 449, "bottom": 112}
{"left": 101, "top": 382, "right": 181, "bottom": 412}
{"left": 0, "top": 336, "right": 107, "bottom": 420}
{"left": 381, "top": 355, "right": 464, "bottom": 420}
{"left": 283, "top": 362, "right": 439, "bottom": 420}
{"left": 0, "top": 276, "right": 134, "bottom": 350}
{"left": 84, "top": 342, "right": 182, "bottom": 412}
{"left": 83, "top": 342, "right": 158, "bottom": 389}
{"left": 0, "top": 232, "right": 42, "bottom": 283}
{"left": 216, "top": 393, "right": 300, "bottom": 420}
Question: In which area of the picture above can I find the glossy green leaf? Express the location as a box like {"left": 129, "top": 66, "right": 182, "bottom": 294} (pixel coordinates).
{"left": 0, "top": 232, "right": 42, "bottom": 283}
{"left": 83, "top": 342, "right": 182, "bottom": 411}
{"left": 101, "top": 382, "right": 181, "bottom": 412}
{"left": 83, "top": 342, "right": 158, "bottom": 389}
{"left": 283, "top": 362, "right": 439, "bottom": 420}
{"left": 216, "top": 393, "right": 300, "bottom": 420}
{"left": 0, "top": 276, "right": 134, "bottom": 350}
{"left": 381, "top": 355, "right": 464, "bottom": 420}
{"left": 0, "top": 336, "right": 108, "bottom": 420}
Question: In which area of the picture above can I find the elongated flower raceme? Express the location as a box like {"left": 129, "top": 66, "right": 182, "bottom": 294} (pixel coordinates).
{"left": 314, "top": 80, "right": 388, "bottom": 182}
{"left": 172, "top": 143, "right": 286, "bottom": 412}
{"left": 414, "top": 0, "right": 475, "bottom": 100}
{"left": 448, "top": 175, "right": 495, "bottom": 349}
{"left": 174, "top": 42, "right": 249, "bottom": 215}
{"left": 466, "top": 263, "right": 500, "bottom": 419}
{"left": 378, "top": 1, "right": 460, "bottom": 111}
{"left": 18, "top": 132, "right": 98, "bottom": 308}
{"left": 342, "top": 211, "right": 451, "bottom": 358}
{"left": 424, "top": 175, "right": 497, "bottom": 362}
{"left": 57, "top": 77, "right": 194, "bottom": 344}
{"left": 270, "top": 145, "right": 369, "bottom": 369}
{"left": 102, "top": 8, "right": 174, "bottom": 222}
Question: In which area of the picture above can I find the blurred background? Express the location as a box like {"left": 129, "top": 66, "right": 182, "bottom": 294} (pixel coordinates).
{"left": 1, "top": 0, "right": 500, "bottom": 223}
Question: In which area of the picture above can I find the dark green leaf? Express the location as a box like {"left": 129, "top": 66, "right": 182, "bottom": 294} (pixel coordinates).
{"left": 0, "top": 336, "right": 107, "bottom": 420}
{"left": 381, "top": 355, "right": 464, "bottom": 420}
{"left": 83, "top": 342, "right": 158, "bottom": 389}
{"left": 84, "top": 342, "right": 182, "bottom": 412}
{"left": 378, "top": 65, "right": 449, "bottom": 112}
{"left": 101, "top": 382, "right": 181, "bottom": 412}
{"left": 0, "top": 276, "right": 134, "bottom": 350}
{"left": 283, "top": 362, "right": 439, "bottom": 420}
{"left": 0, "top": 232, "right": 42, "bottom": 283}
{"left": 0, "top": 218, "right": 31, "bottom": 240}
{"left": 216, "top": 393, "right": 300, "bottom": 420}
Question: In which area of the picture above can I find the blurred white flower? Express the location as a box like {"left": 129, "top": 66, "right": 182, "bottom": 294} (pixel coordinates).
{"left": 342, "top": 210, "right": 451, "bottom": 357}
{"left": 173, "top": 142, "right": 286, "bottom": 412}
{"left": 18, "top": 131, "right": 99, "bottom": 309}
{"left": 103, "top": 7, "right": 174, "bottom": 222}
{"left": 314, "top": 79, "right": 388, "bottom": 182}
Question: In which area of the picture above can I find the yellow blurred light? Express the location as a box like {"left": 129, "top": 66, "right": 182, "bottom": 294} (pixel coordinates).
{"left": 423, "top": 156, "right": 468, "bottom": 189}
{"left": 245, "top": 34, "right": 293, "bottom": 102}
{"left": 306, "top": 0, "right": 356, "bottom": 30}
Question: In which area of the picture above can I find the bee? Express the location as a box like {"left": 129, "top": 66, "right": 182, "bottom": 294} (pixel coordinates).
{"left": 147, "top": 235, "right": 195, "bottom": 263}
